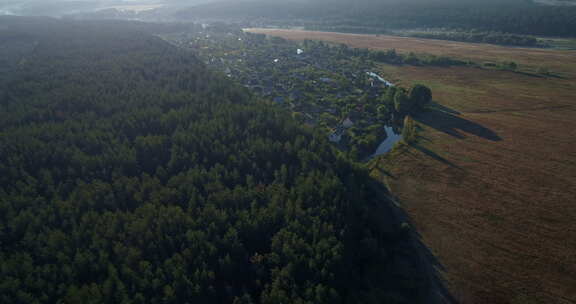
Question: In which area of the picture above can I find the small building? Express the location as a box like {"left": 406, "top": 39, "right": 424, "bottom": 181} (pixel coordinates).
{"left": 328, "top": 125, "right": 345, "bottom": 143}
{"left": 329, "top": 131, "right": 342, "bottom": 143}
{"left": 342, "top": 118, "right": 354, "bottom": 128}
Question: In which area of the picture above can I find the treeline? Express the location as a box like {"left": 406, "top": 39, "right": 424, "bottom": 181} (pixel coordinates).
{"left": 404, "top": 31, "right": 543, "bottom": 47}
{"left": 324, "top": 41, "right": 466, "bottom": 66}
{"left": 0, "top": 17, "right": 426, "bottom": 303}
{"left": 368, "top": 49, "right": 466, "bottom": 66}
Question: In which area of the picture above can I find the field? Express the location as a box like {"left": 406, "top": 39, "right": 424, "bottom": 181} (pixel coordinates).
{"left": 248, "top": 29, "right": 576, "bottom": 304}
{"left": 247, "top": 29, "right": 576, "bottom": 78}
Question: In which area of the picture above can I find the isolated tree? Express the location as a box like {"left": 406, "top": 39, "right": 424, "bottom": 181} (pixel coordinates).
{"left": 402, "top": 116, "right": 417, "bottom": 144}
{"left": 409, "top": 84, "right": 433, "bottom": 108}
{"left": 377, "top": 105, "right": 388, "bottom": 119}
{"left": 394, "top": 89, "right": 413, "bottom": 114}
{"left": 500, "top": 61, "right": 518, "bottom": 71}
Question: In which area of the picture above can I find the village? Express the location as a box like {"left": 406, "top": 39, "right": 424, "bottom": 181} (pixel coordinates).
{"left": 163, "top": 24, "right": 402, "bottom": 158}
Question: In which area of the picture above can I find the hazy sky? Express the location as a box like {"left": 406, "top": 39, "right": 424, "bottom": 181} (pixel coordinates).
{"left": 0, "top": 0, "right": 212, "bottom": 16}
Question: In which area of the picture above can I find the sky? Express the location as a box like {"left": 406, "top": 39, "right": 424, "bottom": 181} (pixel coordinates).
{"left": 0, "top": 0, "right": 212, "bottom": 16}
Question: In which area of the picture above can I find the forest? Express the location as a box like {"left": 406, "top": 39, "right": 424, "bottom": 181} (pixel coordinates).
{"left": 0, "top": 17, "right": 427, "bottom": 303}
{"left": 178, "top": 0, "right": 576, "bottom": 39}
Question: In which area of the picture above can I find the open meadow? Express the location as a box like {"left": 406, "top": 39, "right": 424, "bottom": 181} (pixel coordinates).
{"left": 248, "top": 28, "right": 576, "bottom": 304}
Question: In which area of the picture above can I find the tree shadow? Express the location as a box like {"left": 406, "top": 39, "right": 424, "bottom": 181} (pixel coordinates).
{"left": 415, "top": 108, "right": 502, "bottom": 142}
{"left": 513, "top": 70, "right": 566, "bottom": 80}
{"left": 412, "top": 143, "right": 461, "bottom": 169}
{"left": 367, "top": 180, "right": 459, "bottom": 304}
{"left": 374, "top": 166, "right": 396, "bottom": 179}
{"left": 428, "top": 101, "right": 461, "bottom": 115}
{"left": 514, "top": 71, "right": 546, "bottom": 78}
{"left": 543, "top": 73, "right": 566, "bottom": 80}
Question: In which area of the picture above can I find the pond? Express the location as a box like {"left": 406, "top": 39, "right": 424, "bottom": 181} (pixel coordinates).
{"left": 370, "top": 125, "right": 403, "bottom": 158}
{"left": 366, "top": 72, "right": 395, "bottom": 87}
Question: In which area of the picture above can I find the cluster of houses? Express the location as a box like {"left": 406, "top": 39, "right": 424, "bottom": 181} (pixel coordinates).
{"left": 166, "top": 28, "right": 396, "bottom": 147}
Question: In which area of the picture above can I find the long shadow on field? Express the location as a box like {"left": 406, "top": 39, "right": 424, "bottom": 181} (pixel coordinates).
{"left": 368, "top": 180, "right": 458, "bottom": 304}
{"left": 413, "top": 143, "right": 461, "bottom": 169}
{"left": 415, "top": 107, "right": 502, "bottom": 142}
{"left": 373, "top": 166, "right": 396, "bottom": 179}
{"left": 514, "top": 70, "right": 566, "bottom": 80}
{"left": 429, "top": 101, "right": 461, "bottom": 115}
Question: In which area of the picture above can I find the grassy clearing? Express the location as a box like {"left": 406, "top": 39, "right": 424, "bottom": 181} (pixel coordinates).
{"left": 248, "top": 28, "right": 576, "bottom": 304}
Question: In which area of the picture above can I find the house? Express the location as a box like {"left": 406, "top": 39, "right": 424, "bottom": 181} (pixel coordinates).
{"left": 328, "top": 125, "right": 345, "bottom": 143}
{"left": 329, "top": 131, "right": 342, "bottom": 143}
{"left": 342, "top": 118, "right": 354, "bottom": 128}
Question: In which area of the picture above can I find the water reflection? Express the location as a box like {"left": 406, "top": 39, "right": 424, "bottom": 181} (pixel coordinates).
{"left": 371, "top": 125, "right": 403, "bottom": 158}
